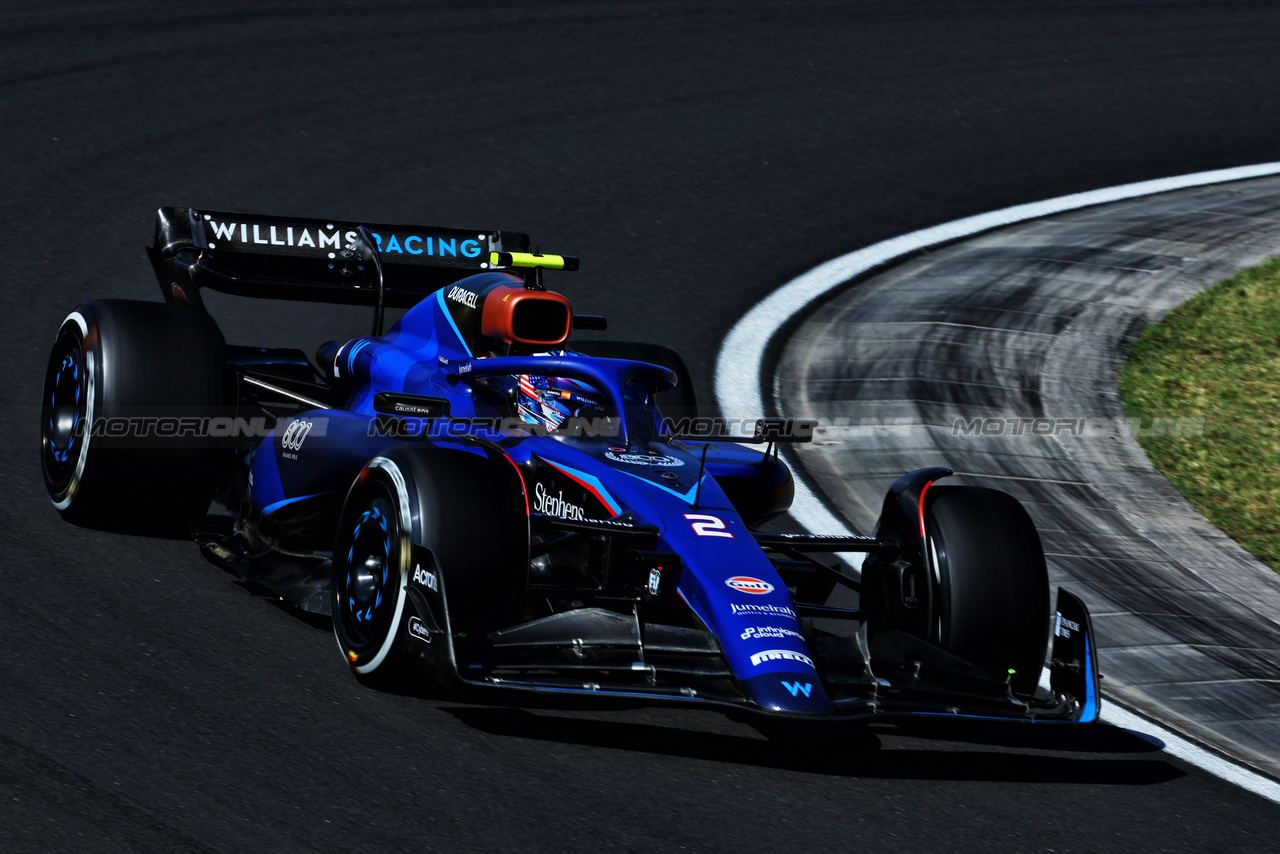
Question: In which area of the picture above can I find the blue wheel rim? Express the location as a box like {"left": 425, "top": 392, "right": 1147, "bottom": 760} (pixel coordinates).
{"left": 335, "top": 491, "right": 399, "bottom": 654}
{"left": 42, "top": 329, "right": 86, "bottom": 491}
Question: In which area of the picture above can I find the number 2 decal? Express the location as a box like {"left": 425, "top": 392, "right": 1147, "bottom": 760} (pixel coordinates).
{"left": 684, "top": 513, "right": 733, "bottom": 538}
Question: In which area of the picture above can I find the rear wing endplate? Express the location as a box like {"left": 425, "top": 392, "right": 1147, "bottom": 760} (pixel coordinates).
{"left": 148, "top": 207, "right": 531, "bottom": 310}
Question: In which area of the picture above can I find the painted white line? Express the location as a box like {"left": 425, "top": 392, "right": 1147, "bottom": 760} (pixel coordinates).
{"left": 715, "top": 159, "right": 1280, "bottom": 448}
{"left": 716, "top": 160, "right": 1280, "bottom": 800}
{"left": 1101, "top": 704, "right": 1280, "bottom": 804}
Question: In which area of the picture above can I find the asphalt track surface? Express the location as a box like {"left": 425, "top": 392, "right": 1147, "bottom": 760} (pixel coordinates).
{"left": 6, "top": 2, "right": 1280, "bottom": 851}
{"left": 769, "top": 175, "right": 1280, "bottom": 780}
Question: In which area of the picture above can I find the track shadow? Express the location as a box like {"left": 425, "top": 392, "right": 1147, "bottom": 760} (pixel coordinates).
{"left": 259, "top": 589, "right": 333, "bottom": 632}
{"left": 443, "top": 705, "right": 1184, "bottom": 784}
{"left": 885, "top": 717, "right": 1166, "bottom": 754}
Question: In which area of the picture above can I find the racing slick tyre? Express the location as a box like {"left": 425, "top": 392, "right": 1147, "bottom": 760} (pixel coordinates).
{"left": 569, "top": 341, "right": 698, "bottom": 425}
{"left": 926, "top": 485, "right": 1050, "bottom": 696}
{"left": 332, "top": 447, "right": 529, "bottom": 684}
{"left": 40, "top": 299, "right": 228, "bottom": 534}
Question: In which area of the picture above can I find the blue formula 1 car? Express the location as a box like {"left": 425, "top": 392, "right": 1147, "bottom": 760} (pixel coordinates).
{"left": 40, "top": 208, "right": 1099, "bottom": 724}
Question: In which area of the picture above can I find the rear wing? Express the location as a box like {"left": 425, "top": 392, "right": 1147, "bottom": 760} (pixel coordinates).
{"left": 148, "top": 207, "right": 532, "bottom": 310}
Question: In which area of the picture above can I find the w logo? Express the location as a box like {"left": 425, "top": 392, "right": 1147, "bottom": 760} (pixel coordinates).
{"left": 781, "top": 681, "right": 813, "bottom": 698}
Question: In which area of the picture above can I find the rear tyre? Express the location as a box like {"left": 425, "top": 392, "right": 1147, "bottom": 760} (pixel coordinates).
{"left": 569, "top": 341, "right": 698, "bottom": 426}
{"left": 332, "top": 448, "right": 528, "bottom": 684}
{"left": 40, "top": 299, "right": 228, "bottom": 534}
{"left": 926, "top": 486, "right": 1050, "bottom": 696}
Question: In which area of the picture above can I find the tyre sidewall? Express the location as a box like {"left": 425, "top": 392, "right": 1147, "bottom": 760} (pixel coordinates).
{"left": 40, "top": 300, "right": 228, "bottom": 530}
{"left": 332, "top": 447, "right": 528, "bottom": 678}
{"left": 927, "top": 485, "right": 1050, "bottom": 693}
{"left": 395, "top": 448, "right": 528, "bottom": 634}
{"left": 332, "top": 460, "right": 413, "bottom": 676}
{"left": 42, "top": 311, "right": 95, "bottom": 510}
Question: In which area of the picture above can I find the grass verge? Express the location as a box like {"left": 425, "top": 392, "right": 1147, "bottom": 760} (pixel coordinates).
{"left": 1120, "top": 255, "right": 1280, "bottom": 571}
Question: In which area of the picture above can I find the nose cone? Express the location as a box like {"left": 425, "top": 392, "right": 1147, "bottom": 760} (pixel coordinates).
{"left": 743, "top": 672, "right": 832, "bottom": 714}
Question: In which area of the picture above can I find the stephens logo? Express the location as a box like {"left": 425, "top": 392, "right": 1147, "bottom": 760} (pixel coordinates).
{"left": 749, "top": 649, "right": 815, "bottom": 668}
{"left": 604, "top": 450, "right": 684, "bottom": 467}
{"left": 532, "top": 482, "right": 586, "bottom": 520}
{"left": 725, "top": 576, "right": 774, "bottom": 595}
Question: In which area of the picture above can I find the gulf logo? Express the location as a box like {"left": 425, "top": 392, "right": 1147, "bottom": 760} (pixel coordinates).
{"left": 725, "top": 576, "right": 774, "bottom": 595}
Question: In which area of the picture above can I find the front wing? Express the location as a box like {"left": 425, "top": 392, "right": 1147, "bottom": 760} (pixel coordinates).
{"left": 403, "top": 550, "right": 1100, "bottom": 724}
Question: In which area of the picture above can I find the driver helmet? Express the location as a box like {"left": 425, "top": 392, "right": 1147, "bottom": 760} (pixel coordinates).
{"left": 516, "top": 373, "right": 605, "bottom": 432}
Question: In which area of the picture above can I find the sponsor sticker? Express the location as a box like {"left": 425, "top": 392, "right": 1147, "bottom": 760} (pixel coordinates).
{"left": 729, "top": 602, "right": 797, "bottom": 620}
{"left": 280, "top": 418, "right": 314, "bottom": 459}
{"left": 205, "top": 218, "right": 348, "bottom": 251}
{"left": 749, "top": 649, "right": 815, "bottom": 668}
{"left": 1055, "top": 612, "right": 1081, "bottom": 638}
{"left": 741, "top": 625, "right": 804, "bottom": 641}
{"left": 408, "top": 616, "right": 432, "bottom": 644}
{"left": 412, "top": 564, "right": 438, "bottom": 592}
{"left": 447, "top": 286, "right": 479, "bottom": 308}
{"left": 532, "top": 481, "right": 587, "bottom": 520}
{"left": 604, "top": 450, "right": 684, "bottom": 467}
{"left": 725, "top": 576, "right": 774, "bottom": 595}
{"left": 202, "top": 217, "right": 483, "bottom": 260}
{"left": 373, "top": 233, "right": 481, "bottom": 258}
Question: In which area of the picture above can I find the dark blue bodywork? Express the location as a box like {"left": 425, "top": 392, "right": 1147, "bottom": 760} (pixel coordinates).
{"left": 112, "top": 206, "right": 1101, "bottom": 724}
{"left": 247, "top": 272, "right": 830, "bottom": 713}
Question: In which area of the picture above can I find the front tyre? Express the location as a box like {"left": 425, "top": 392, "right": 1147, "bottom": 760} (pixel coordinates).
{"left": 332, "top": 448, "right": 529, "bottom": 684}
{"left": 926, "top": 485, "right": 1050, "bottom": 696}
{"left": 332, "top": 464, "right": 411, "bottom": 680}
